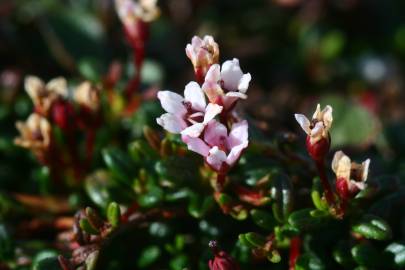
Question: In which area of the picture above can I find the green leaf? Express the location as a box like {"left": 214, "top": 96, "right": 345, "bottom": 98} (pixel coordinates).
{"left": 295, "top": 253, "right": 325, "bottom": 270}
{"left": 138, "top": 185, "right": 164, "bottom": 208}
{"left": 384, "top": 242, "right": 405, "bottom": 268}
{"left": 238, "top": 234, "right": 257, "bottom": 249}
{"left": 85, "top": 170, "right": 117, "bottom": 208}
{"left": 32, "top": 256, "right": 61, "bottom": 270}
{"left": 270, "top": 173, "right": 293, "bottom": 222}
{"left": 351, "top": 243, "right": 381, "bottom": 267}
{"left": 79, "top": 218, "right": 99, "bottom": 235}
{"left": 352, "top": 215, "right": 392, "bottom": 241}
{"left": 137, "top": 246, "right": 161, "bottom": 268}
{"left": 187, "top": 194, "right": 214, "bottom": 218}
{"left": 107, "top": 202, "right": 121, "bottom": 228}
{"left": 288, "top": 208, "right": 325, "bottom": 231}
{"left": 311, "top": 177, "right": 329, "bottom": 211}
{"left": 267, "top": 249, "right": 281, "bottom": 263}
{"left": 245, "top": 232, "right": 266, "bottom": 248}
{"left": 169, "top": 254, "right": 188, "bottom": 270}
{"left": 102, "top": 148, "right": 135, "bottom": 186}
{"left": 333, "top": 242, "right": 355, "bottom": 268}
{"left": 129, "top": 140, "right": 158, "bottom": 163}
{"left": 250, "top": 209, "right": 277, "bottom": 230}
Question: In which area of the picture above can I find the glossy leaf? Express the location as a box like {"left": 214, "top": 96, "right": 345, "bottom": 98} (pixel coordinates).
{"left": 352, "top": 215, "right": 392, "bottom": 241}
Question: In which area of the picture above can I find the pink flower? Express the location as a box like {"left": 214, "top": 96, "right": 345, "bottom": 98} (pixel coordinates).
{"left": 156, "top": 82, "right": 223, "bottom": 137}
{"left": 182, "top": 120, "right": 248, "bottom": 172}
{"left": 202, "top": 58, "right": 251, "bottom": 110}
{"left": 186, "top": 35, "right": 219, "bottom": 83}
{"left": 115, "top": 0, "right": 160, "bottom": 25}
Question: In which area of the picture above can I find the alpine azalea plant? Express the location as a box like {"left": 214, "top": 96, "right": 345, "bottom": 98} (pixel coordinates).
{"left": 157, "top": 35, "right": 250, "bottom": 189}
{"left": 6, "top": 4, "right": 403, "bottom": 268}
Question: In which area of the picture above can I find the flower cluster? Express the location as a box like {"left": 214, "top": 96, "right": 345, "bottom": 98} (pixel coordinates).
{"left": 295, "top": 104, "right": 371, "bottom": 212}
{"left": 157, "top": 36, "right": 251, "bottom": 176}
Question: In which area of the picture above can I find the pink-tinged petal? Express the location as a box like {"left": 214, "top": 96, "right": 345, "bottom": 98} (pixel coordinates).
{"left": 222, "top": 95, "right": 239, "bottom": 110}
{"left": 156, "top": 113, "right": 186, "bottom": 133}
{"left": 191, "top": 35, "right": 203, "bottom": 47}
{"left": 226, "top": 140, "right": 248, "bottom": 166}
{"left": 202, "top": 81, "right": 223, "bottom": 103}
{"left": 184, "top": 82, "right": 206, "bottom": 111}
{"left": 157, "top": 91, "right": 186, "bottom": 115}
{"left": 205, "top": 64, "right": 221, "bottom": 83}
{"left": 181, "top": 123, "right": 205, "bottom": 138}
{"left": 203, "top": 103, "right": 223, "bottom": 123}
{"left": 227, "top": 120, "right": 248, "bottom": 149}
{"left": 206, "top": 146, "right": 227, "bottom": 171}
{"left": 204, "top": 120, "right": 227, "bottom": 147}
{"left": 310, "top": 122, "right": 324, "bottom": 139}
{"left": 220, "top": 58, "right": 243, "bottom": 91}
{"left": 185, "top": 44, "right": 196, "bottom": 62}
{"left": 182, "top": 135, "right": 210, "bottom": 156}
{"left": 294, "top": 114, "right": 311, "bottom": 135}
{"left": 225, "top": 91, "right": 247, "bottom": 99}
{"left": 238, "top": 73, "right": 251, "bottom": 93}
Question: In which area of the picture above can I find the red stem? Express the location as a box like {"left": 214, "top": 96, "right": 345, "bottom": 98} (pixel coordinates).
{"left": 216, "top": 173, "right": 226, "bottom": 191}
{"left": 289, "top": 236, "right": 301, "bottom": 270}
{"left": 315, "top": 160, "right": 335, "bottom": 207}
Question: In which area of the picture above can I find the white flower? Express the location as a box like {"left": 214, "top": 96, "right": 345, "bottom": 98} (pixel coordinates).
{"left": 332, "top": 151, "right": 370, "bottom": 192}
{"left": 24, "top": 76, "right": 68, "bottom": 115}
{"left": 202, "top": 58, "right": 252, "bottom": 110}
{"left": 73, "top": 81, "right": 100, "bottom": 111}
{"left": 156, "top": 82, "right": 222, "bottom": 137}
{"left": 294, "top": 104, "right": 333, "bottom": 144}
{"left": 185, "top": 35, "right": 219, "bottom": 78}
{"left": 15, "top": 113, "right": 52, "bottom": 152}
{"left": 115, "top": 0, "right": 160, "bottom": 25}
{"left": 182, "top": 120, "right": 249, "bottom": 172}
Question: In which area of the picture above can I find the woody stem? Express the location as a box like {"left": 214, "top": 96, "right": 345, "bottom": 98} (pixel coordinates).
{"left": 315, "top": 160, "right": 335, "bottom": 206}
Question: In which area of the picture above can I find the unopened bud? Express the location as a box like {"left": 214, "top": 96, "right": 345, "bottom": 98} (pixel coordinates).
{"left": 208, "top": 240, "right": 240, "bottom": 270}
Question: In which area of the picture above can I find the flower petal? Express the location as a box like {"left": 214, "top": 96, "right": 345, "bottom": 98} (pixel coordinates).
{"left": 361, "top": 158, "right": 371, "bottom": 182}
{"left": 331, "top": 151, "right": 351, "bottom": 180}
{"left": 203, "top": 103, "right": 223, "bottom": 123}
{"left": 206, "top": 146, "right": 227, "bottom": 171}
{"left": 156, "top": 113, "right": 186, "bottom": 133}
{"left": 181, "top": 123, "right": 205, "bottom": 138}
{"left": 321, "top": 105, "right": 333, "bottom": 130}
{"left": 182, "top": 135, "right": 210, "bottom": 156}
{"left": 204, "top": 120, "right": 227, "bottom": 147}
{"left": 238, "top": 73, "right": 251, "bottom": 93}
{"left": 205, "top": 64, "right": 221, "bottom": 83}
{"left": 227, "top": 120, "right": 248, "bottom": 149}
{"left": 46, "top": 77, "right": 68, "bottom": 97}
{"left": 226, "top": 140, "right": 248, "bottom": 166}
{"left": 157, "top": 91, "right": 186, "bottom": 115}
{"left": 202, "top": 81, "right": 223, "bottom": 103}
{"left": 25, "top": 76, "right": 45, "bottom": 102}
{"left": 312, "top": 104, "right": 321, "bottom": 120}
{"left": 184, "top": 81, "right": 206, "bottom": 111}
{"left": 294, "top": 114, "right": 311, "bottom": 135}
{"left": 310, "top": 122, "right": 324, "bottom": 143}
{"left": 221, "top": 58, "right": 243, "bottom": 91}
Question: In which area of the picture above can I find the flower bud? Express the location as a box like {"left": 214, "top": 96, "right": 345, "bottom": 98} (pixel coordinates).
{"left": 208, "top": 240, "right": 240, "bottom": 270}
{"left": 332, "top": 151, "right": 370, "bottom": 199}
{"left": 186, "top": 36, "right": 220, "bottom": 83}
{"left": 295, "top": 104, "right": 333, "bottom": 161}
